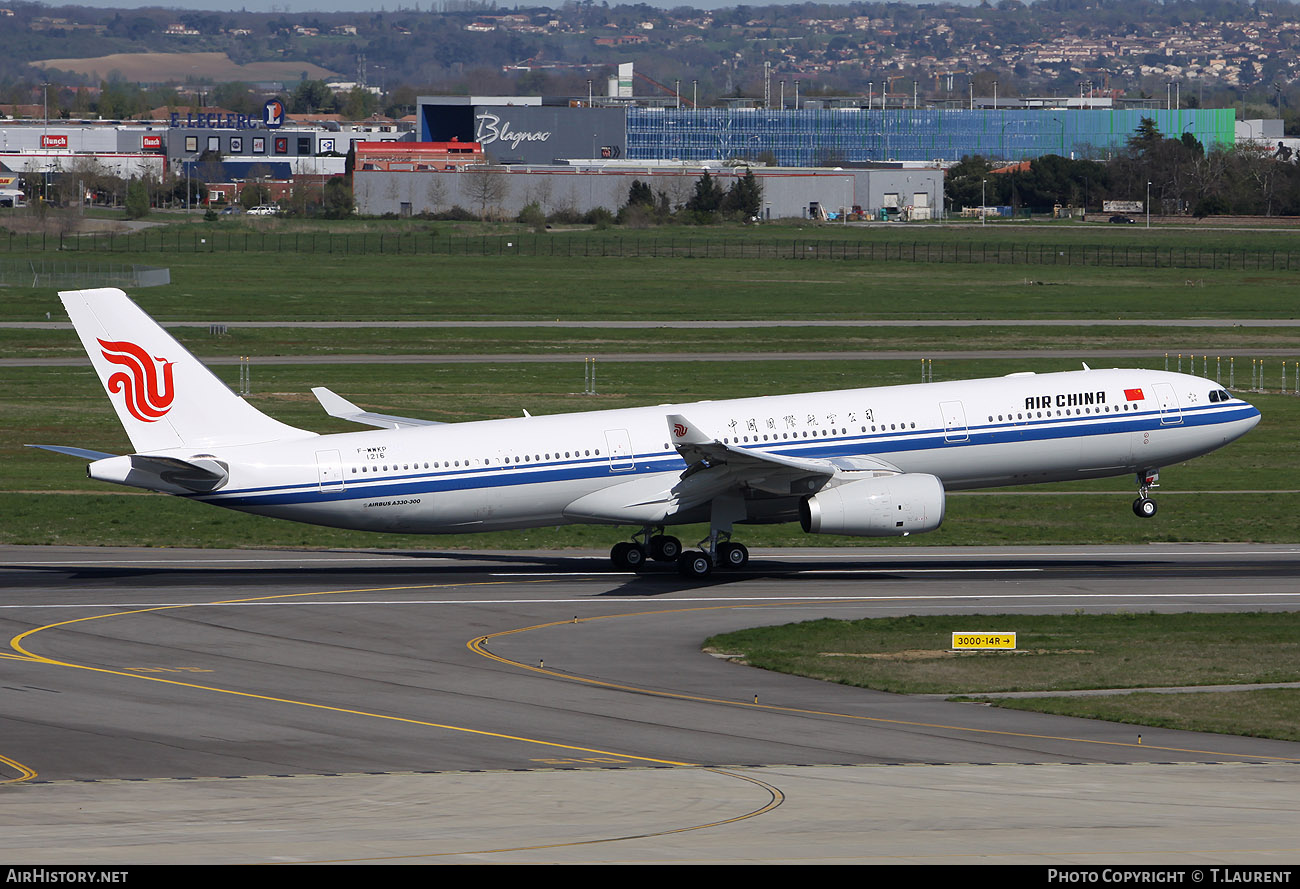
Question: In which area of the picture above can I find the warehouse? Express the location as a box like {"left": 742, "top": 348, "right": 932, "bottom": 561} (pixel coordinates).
{"left": 353, "top": 160, "right": 944, "bottom": 221}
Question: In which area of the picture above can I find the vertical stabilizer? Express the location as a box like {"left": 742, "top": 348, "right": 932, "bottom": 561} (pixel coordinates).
{"left": 60, "top": 288, "right": 311, "bottom": 452}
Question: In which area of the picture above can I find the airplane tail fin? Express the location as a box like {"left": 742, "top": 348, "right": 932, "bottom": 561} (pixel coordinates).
{"left": 60, "top": 288, "right": 311, "bottom": 452}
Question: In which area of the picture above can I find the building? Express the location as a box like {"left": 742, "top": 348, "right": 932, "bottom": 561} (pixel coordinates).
{"left": 417, "top": 95, "right": 1237, "bottom": 168}
{"left": 354, "top": 160, "right": 943, "bottom": 221}
{"left": 355, "top": 140, "right": 486, "bottom": 171}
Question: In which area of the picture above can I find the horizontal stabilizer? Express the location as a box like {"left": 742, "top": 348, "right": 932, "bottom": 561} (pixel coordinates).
{"left": 87, "top": 453, "right": 229, "bottom": 494}
{"left": 26, "top": 444, "right": 120, "bottom": 461}
{"left": 312, "top": 387, "right": 444, "bottom": 429}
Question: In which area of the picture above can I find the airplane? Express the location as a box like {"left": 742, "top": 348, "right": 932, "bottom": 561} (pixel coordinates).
{"left": 31, "top": 287, "right": 1261, "bottom": 578}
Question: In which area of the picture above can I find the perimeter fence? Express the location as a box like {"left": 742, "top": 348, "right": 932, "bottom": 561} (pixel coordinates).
{"left": 0, "top": 259, "right": 170, "bottom": 289}
{"left": 2, "top": 229, "right": 1298, "bottom": 271}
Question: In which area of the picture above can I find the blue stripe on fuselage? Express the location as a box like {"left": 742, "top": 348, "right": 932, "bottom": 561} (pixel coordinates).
{"left": 194, "top": 402, "right": 1257, "bottom": 508}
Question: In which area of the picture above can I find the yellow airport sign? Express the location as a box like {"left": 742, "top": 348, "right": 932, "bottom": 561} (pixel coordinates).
{"left": 951, "top": 632, "right": 1017, "bottom": 650}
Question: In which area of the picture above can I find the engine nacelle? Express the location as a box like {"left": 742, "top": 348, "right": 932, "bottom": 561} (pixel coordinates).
{"left": 799, "top": 473, "right": 945, "bottom": 537}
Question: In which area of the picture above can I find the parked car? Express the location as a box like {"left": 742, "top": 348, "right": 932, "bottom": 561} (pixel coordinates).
{"left": 218, "top": 205, "right": 242, "bottom": 215}
{"left": 247, "top": 205, "right": 279, "bottom": 216}
{"left": 1108, "top": 214, "right": 1136, "bottom": 224}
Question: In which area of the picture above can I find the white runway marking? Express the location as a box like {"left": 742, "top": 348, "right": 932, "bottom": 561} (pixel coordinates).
{"left": 3, "top": 591, "right": 1299, "bottom": 610}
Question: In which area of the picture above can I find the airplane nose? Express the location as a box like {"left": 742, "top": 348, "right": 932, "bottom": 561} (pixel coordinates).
{"left": 1229, "top": 401, "right": 1262, "bottom": 440}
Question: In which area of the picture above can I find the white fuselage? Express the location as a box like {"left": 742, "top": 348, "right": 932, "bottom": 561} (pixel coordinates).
{"left": 154, "top": 367, "right": 1258, "bottom": 535}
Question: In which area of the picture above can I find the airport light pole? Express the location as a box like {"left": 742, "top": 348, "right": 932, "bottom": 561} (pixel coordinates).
{"left": 981, "top": 178, "right": 986, "bottom": 226}
{"left": 1146, "top": 181, "right": 1152, "bottom": 228}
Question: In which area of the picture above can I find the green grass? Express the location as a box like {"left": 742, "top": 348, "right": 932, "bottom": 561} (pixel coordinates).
{"left": 987, "top": 691, "right": 1300, "bottom": 742}
{"left": 33, "top": 213, "right": 1300, "bottom": 251}
{"left": 4, "top": 252, "right": 1300, "bottom": 321}
{"left": 703, "top": 612, "right": 1300, "bottom": 741}
{"left": 4, "top": 323, "right": 1296, "bottom": 360}
{"left": 705, "top": 612, "right": 1300, "bottom": 694}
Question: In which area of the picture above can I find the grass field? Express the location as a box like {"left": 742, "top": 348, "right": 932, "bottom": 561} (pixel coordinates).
{"left": 703, "top": 612, "right": 1300, "bottom": 742}
{"left": 4, "top": 218, "right": 1297, "bottom": 550}
{"left": 6, "top": 255, "right": 1292, "bottom": 321}
{"left": 3, "top": 234, "right": 1300, "bottom": 320}
{"left": 4, "top": 323, "right": 1297, "bottom": 360}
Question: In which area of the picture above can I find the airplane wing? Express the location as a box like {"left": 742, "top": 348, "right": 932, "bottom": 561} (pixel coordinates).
{"left": 667, "top": 413, "right": 902, "bottom": 493}
{"left": 564, "top": 413, "right": 901, "bottom": 525}
{"left": 311, "top": 387, "right": 445, "bottom": 429}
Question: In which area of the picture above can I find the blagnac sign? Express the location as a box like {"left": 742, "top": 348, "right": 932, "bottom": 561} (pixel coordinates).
{"left": 474, "top": 112, "right": 551, "bottom": 150}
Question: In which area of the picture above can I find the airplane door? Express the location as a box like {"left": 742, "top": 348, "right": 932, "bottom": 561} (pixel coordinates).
{"left": 604, "top": 429, "right": 635, "bottom": 472}
{"left": 1153, "top": 383, "right": 1183, "bottom": 425}
{"left": 315, "top": 449, "right": 345, "bottom": 492}
{"left": 940, "top": 400, "right": 969, "bottom": 442}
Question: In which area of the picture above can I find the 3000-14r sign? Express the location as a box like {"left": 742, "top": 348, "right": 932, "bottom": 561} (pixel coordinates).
{"left": 951, "top": 633, "right": 1017, "bottom": 650}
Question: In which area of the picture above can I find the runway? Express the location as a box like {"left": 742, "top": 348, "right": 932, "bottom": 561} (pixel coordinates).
{"left": 2, "top": 544, "right": 1299, "bottom": 863}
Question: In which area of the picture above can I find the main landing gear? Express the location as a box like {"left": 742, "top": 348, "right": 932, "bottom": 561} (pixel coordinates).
{"left": 1133, "top": 471, "right": 1160, "bottom": 518}
{"left": 676, "top": 534, "right": 750, "bottom": 579}
{"left": 608, "top": 526, "right": 751, "bottom": 578}
{"left": 609, "top": 526, "right": 683, "bottom": 570}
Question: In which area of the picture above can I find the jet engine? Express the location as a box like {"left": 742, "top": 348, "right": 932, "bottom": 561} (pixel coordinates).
{"left": 799, "top": 473, "right": 945, "bottom": 537}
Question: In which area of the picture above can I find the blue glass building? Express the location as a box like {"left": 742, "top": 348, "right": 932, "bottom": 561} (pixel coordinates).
{"left": 626, "top": 108, "right": 1237, "bottom": 166}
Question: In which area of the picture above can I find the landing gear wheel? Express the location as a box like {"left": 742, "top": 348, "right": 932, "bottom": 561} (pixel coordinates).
{"left": 610, "top": 541, "right": 647, "bottom": 570}
{"left": 716, "top": 541, "right": 749, "bottom": 569}
{"left": 1133, "top": 497, "right": 1158, "bottom": 518}
{"left": 677, "top": 550, "right": 713, "bottom": 578}
{"left": 650, "top": 535, "right": 682, "bottom": 562}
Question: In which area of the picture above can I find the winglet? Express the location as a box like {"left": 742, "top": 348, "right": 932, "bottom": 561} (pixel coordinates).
{"left": 666, "top": 413, "right": 714, "bottom": 447}
{"left": 311, "top": 386, "right": 366, "bottom": 419}
{"left": 311, "top": 386, "right": 444, "bottom": 429}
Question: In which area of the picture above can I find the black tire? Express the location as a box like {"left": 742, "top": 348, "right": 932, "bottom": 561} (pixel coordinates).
{"left": 677, "top": 550, "right": 712, "bottom": 578}
{"left": 717, "top": 542, "right": 749, "bottom": 568}
{"left": 650, "top": 535, "right": 682, "bottom": 562}
{"left": 610, "top": 541, "right": 634, "bottom": 569}
{"left": 624, "top": 544, "right": 646, "bottom": 569}
{"left": 1133, "top": 497, "right": 1158, "bottom": 518}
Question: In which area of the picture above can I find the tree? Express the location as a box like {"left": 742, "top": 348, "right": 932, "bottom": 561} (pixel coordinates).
{"left": 240, "top": 182, "right": 272, "bottom": 209}
{"left": 722, "top": 169, "right": 763, "bottom": 219}
{"left": 289, "top": 80, "right": 336, "bottom": 115}
{"left": 626, "top": 179, "right": 654, "bottom": 209}
{"left": 125, "top": 178, "right": 149, "bottom": 219}
{"left": 464, "top": 167, "right": 509, "bottom": 220}
{"left": 685, "top": 170, "right": 725, "bottom": 221}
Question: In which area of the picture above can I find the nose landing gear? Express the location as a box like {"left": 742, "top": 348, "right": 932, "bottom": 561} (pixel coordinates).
{"left": 1133, "top": 471, "right": 1160, "bottom": 518}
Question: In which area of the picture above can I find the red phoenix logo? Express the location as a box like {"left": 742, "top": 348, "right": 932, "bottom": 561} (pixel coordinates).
{"left": 673, "top": 423, "right": 688, "bottom": 437}
{"left": 98, "top": 339, "right": 175, "bottom": 422}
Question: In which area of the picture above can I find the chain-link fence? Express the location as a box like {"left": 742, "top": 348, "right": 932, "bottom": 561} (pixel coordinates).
{"left": 0, "top": 259, "right": 170, "bottom": 288}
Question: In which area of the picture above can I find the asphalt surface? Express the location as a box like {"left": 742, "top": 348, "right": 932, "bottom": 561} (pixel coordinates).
{"left": 1, "top": 544, "right": 1298, "bottom": 863}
